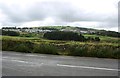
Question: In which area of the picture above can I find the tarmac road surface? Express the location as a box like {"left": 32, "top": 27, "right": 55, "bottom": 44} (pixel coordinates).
{"left": 2, "top": 51, "right": 119, "bottom": 76}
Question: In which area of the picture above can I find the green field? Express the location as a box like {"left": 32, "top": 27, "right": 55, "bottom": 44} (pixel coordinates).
{"left": 84, "top": 34, "right": 120, "bottom": 43}
{"left": 1, "top": 35, "right": 119, "bottom": 46}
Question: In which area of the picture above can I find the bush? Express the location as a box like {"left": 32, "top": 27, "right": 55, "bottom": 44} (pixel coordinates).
{"left": 68, "top": 45, "right": 88, "bottom": 56}
{"left": 113, "top": 48, "right": 120, "bottom": 59}
{"left": 66, "top": 44, "right": 120, "bottom": 59}
{"left": 89, "top": 46, "right": 113, "bottom": 58}
{"left": 2, "top": 39, "right": 34, "bottom": 52}
{"left": 94, "top": 37, "right": 100, "bottom": 41}
{"left": 2, "top": 39, "right": 17, "bottom": 51}
{"left": 86, "top": 37, "right": 100, "bottom": 42}
{"left": 14, "top": 44, "right": 30, "bottom": 53}
{"left": 33, "top": 44, "right": 58, "bottom": 55}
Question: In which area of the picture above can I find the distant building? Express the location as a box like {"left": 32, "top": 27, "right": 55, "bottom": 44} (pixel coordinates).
{"left": 80, "top": 30, "right": 88, "bottom": 34}
{"left": 60, "top": 29, "right": 76, "bottom": 32}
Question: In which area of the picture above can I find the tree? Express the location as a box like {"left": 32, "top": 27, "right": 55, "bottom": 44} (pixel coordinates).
{"left": 94, "top": 37, "right": 100, "bottom": 41}
{"left": 86, "top": 37, "right": 100, "bottom": 42}
{"left": 44, "top": 31, "right": 85, "bottom": 41}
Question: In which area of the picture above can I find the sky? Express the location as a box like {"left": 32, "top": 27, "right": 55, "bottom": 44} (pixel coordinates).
{"left": 0, "top": 0, "right": 119, "bottom": 32}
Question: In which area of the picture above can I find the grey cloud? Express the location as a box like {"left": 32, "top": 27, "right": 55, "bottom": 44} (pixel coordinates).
{"left": 0, "top": 3, "right": 46, "bottom": 23}
{"left": 0, "top": 0, "right": 118, "bottom": 29}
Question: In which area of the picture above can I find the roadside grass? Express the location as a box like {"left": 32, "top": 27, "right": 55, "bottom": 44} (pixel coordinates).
{"left": 2, "top": 36, "right": 120, "bottom": 59}
{"left": 0, "top": 35, "right": 2, "bottom": 50}
{"left": 2, "top": 39, "right": 34, "bottom": 52}
{"left": 69, "top": 45, "right": 119, "bottom": 58}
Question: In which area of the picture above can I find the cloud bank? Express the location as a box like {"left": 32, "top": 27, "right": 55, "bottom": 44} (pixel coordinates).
{"left": 0, "top": 0, "right": 119, "bottom": 31}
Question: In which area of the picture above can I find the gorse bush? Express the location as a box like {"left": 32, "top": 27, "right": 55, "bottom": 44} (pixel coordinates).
{"left": 2, "top": 39, "right": 34, "bottom": 52}
{"left": 2, "top": 39, "right": 58, "bottom": 55}
{"left": 95, "top": 46, "right": 113, "bottom": 58}
{"left": 33, "top": 44, "right": 58, "bottom": 55}
{"left": 68, "top": 45, "right": 88, "bottom": 56}
{"left": 67, "top": 44, "right": 120, "bottom": 59}
{"left": 14, "top": 44, "right": 30, "bottom": 53}
{"left": 113, "top": 48, "right": 120, "bottom": 58}
{"left": 2, "top": 39, "right": 17, "bottom": 51}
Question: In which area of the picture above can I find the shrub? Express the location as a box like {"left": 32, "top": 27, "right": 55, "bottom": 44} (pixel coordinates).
{"left": 89, "top": 46, "right": 113, "bottom": 58}
{"left": 2, "top": 39, "right": 34, "bottom": 53}
{"left": 2, "top": 39, "right": 17, "bottom": 51}
{"left": 94, "top": 37, "right": 100, "bottom": 41}
{"left": 86, "top": 37, "right": 100, "bottom": 42}
{"left": 14, "top": 44, "right": 30, "bottom": 53}
{"left": 68, "top": 45, "right": 88, "bottom": 56}
{"left": 113, "top": 48, "right": 120, "bottom": 59}
{"left": 33, "top": 44, "right": 58, "bottom": 55}
{"left": 66, "top": 44, "right": 120, "bottom": 59}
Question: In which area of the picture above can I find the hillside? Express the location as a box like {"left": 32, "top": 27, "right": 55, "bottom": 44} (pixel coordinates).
{"left": 1, "top": 26, "right": 120, "bottom": 59}
{"left": 2, "top": 26, "right": 120, "bottom": 38}
{"left": 35, "top": 26, "right": 120, "bottom": 38}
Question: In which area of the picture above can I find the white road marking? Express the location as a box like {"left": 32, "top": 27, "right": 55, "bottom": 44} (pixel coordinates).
{"left": 39, "top": 56, "right": 46, "bottom": 57}
{"left": 2, "top": 57, "right": 9, "bottom": 59}
{"left": 57, "top": 64, "right": 119, "bottom": 71}
{"left": 2, "top": 56, "right": 119, "bottom": 72}
{"left": 25, "top": 55, "right": 37, "bottom": 56}
{"left": 25, "top": 54, "right": 46, "bottom": 57}
{"left": 9, "top": 59, "right": 44, "bottom": 66}
{"left": 2, "top": 58, "right": 44, "bottom": 65}
{"left": 11, "top": 60, "right": 29, "bottom": 63}
{"left": 14, "top": 54, "right": 21, "bottom": 55}
{"left": 2, "top": 57, "right": 21, "bottom": 61}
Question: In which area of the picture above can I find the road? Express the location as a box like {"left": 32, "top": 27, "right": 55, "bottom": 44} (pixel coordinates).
{"left": 2, "top": 51, "right": 119, "bottom": 76}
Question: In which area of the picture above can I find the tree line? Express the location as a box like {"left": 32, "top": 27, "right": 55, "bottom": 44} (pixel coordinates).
{"left": 95, "top": 30, "right": 120, "bottom": 38}
{"left": 1, "top": 30, "right": 20, "bottom": 36}
{"left": 44, "top": 31, "right": 100, "bottom": 42}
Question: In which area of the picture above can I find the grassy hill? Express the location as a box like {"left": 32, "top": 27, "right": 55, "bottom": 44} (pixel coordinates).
{"left": 33, "top": 26, "right": 120, "bottom": 38}
{"left": 1, "top": 26, "right": 120, "bottom": 59}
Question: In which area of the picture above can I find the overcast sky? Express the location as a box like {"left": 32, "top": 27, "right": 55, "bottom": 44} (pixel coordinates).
{"left": 0, "top": 0, "right": 119, "bottom": 31}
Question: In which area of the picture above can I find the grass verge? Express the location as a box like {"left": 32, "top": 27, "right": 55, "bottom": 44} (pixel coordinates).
{"left": 2, "top": 36, "right": 120, "bottom": 59}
